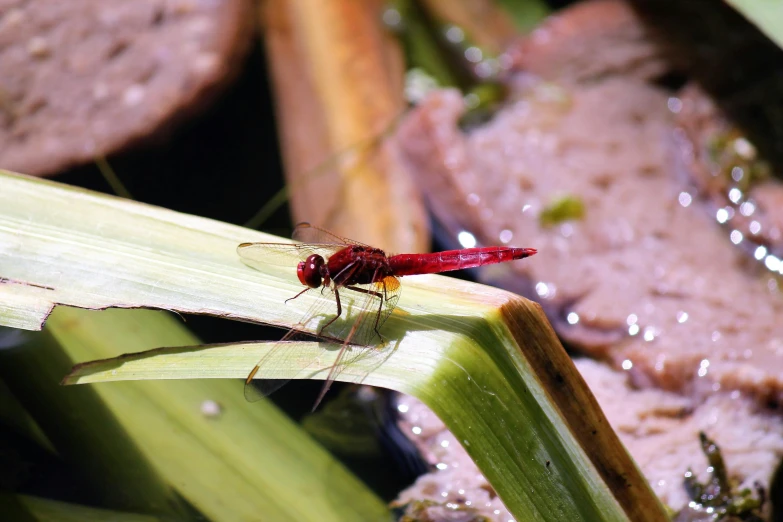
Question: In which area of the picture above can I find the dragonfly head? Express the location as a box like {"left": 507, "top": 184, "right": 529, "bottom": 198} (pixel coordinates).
{"left": 297, "top": 254, "right": 326, "bottom": 288}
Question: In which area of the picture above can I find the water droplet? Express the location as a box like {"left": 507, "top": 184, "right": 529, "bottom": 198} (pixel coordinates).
{"left": 397, "top": 403, "right": 409, "bottom": 413}
{"left": 535, "top": 281, "right": 555, "bottom": 298}
{"left": 740, "top": 201, "right": 755, "bottom": 216}
{"left": 679, "top": 192, "right": 693, "bottom": 207}
{"left": 629, "top": 324, "right": 640, "bottom": 336}
{"left": 412, "top": 426, "right": 422, "bottom": 435}
{"left": 733, "top": 137, "right": 755, "bottom": 159}
{"left": 458, "top": 231, "right": 477, "bottom": 248}
{"left": 622, "top": 359, "right": 633, "bottom": 370}
{"left": 499, "top": 229, "right": 513, "bottom": 243}
{"left": 711, "top": 331, "right": 721, "bottom": 342}
{"left": 200, "top": 399, "right": 222, "bottom": 417}
{"left": 731, "top": 166, "right": 744, "bottom": 181}
{"left": 667, "top": 97, "right": 683, "bottom": 113}
{"left": 444, "top": 25, "right": 464, "bottom": 43}
{"left": 382, "top": 8, "right": 402, "bottom": 27}
{"left": 643, "top": 326, "right": 657, "bottom": 342}
{"left": 730, "top": 230, "right": 743, "bottom": 244}
{"left": 474, "top": 60, "right": 496, "bottom": 79}
{"left": 750, "top": 220, "right": 762, "bottom": 234}
{"left": 728, "top": 187, "right": 742, "bottom": 203}
{"left": 676, "top": 311, "right": 689, "bottom": 323}
{"left": 566, "top": 312, "right": 579, "bottom": 325}
{"left": 466, "top": 193, "right": 480, "bottom": 206}
{"left": 626, "top": 314, "right": 638, "bottom": 326}
{"left": 463, "top": 92, "right": 480, "bottom": 109}
{"left": 464, "top": 46, "right": 483, "bottom": 63}
{"left": 764, "top": 255, "right": 781, "bottom": 272}
{"left": 716, "top": 208, "right": 729, "bottom": 224}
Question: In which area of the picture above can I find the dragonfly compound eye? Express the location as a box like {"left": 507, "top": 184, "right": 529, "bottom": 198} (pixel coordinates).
{"left": 297, "top": 254, "right": 325, "bottom": 288}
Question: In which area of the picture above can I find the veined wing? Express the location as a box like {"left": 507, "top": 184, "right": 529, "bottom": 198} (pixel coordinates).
{"left": 309, "top": 275, "right": 402, "bottom": 408}
{"left": 243, "top": 327, "right": 319, "bottom": 402}
{"left": 292, "top": 222, "right": 372, "bottom": 248}
{"left": 243, "top": 282, "right": 344, "bottom": 402}
{"left": 243, "top": 281, "right": 367, "bottom": 403}
{"left": 338, "top": 275, "right": 401, "bottom": 347}
{"left": 236, "top": 242, "right": 343, "bottom": 268}
{"left": 238, "top": 222, "right": 372, "bottom": 270}
{"left": 244, "top": 275, "right": 402, "bottom": 407}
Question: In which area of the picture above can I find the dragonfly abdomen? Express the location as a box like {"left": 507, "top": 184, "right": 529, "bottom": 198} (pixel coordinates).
{"left": 388, "top": 247, "right": 536, "bottom": 276}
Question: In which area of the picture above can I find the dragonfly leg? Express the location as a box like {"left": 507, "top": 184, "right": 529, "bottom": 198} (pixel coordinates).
{"left": 376, "top": 278, "right": 388, "bottom": 341}
{"left": 318, "top": 263, "right": 362, "bottom": 337}
{"left": 284, "top": 286, "right": 311, "bottom": 304}
{"left": 344, "top": 286, "right": 383, "bottom": 299}
{"left": 318, "top": 285, "right": 342, "bottom": 336}
{"left": 344, "top": 284, "right": 386, "bottom": 343}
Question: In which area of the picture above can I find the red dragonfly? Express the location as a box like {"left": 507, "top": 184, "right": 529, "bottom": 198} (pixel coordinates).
{"left": 238, "top": 223, "right": 537, "bottom": 407}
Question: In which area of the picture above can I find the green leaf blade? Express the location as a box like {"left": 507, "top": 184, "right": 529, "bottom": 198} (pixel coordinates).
{"left": 0, "top": 170, "right": 303, "bottom": 331}
{"left": 726, "top": 0, "right": 783, "bottom": 50}
{"left": 2, "top": 169, "right": 666, "bottom": 521}
{"left": 46, "top": 307, "right": 391, "bottom": 522}
{"left": 64, "top": 301, "right": 666, "bottom": 521}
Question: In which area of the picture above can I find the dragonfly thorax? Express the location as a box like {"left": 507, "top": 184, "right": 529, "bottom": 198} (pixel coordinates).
{"left": 297, "top": 254, "right": 326, "bottom": 288}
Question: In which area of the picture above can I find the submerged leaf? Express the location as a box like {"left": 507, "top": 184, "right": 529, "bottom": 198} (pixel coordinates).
{"left": 539, "top": 195, "right": 586, "bottom": 227}
{"left": 677, "top": 432, "right": 765, "bottom": 521}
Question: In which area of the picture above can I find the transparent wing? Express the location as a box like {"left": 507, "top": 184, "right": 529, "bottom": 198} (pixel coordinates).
{"left": 309, "top": 275, "right": 401, "bottom": 408}
{"left": 292, "top": 222, "right": 371, "bottom": 248}
{"left": 236, "top": 242, "right": 342, "bottom": 268}
{"left": 340, "top": 275, "right": 401, "bottom": 346}
{"left": 243, "top": 282, "right": 353, "bottom": 403}
{"left": 244, "top": 275, "right": 402, "bottom": 406}
{"left": 238, "top": 222, "right": 370, "bottom": 270}
{"left": 243, "top": 329, "right": 312, "bottom": 402}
